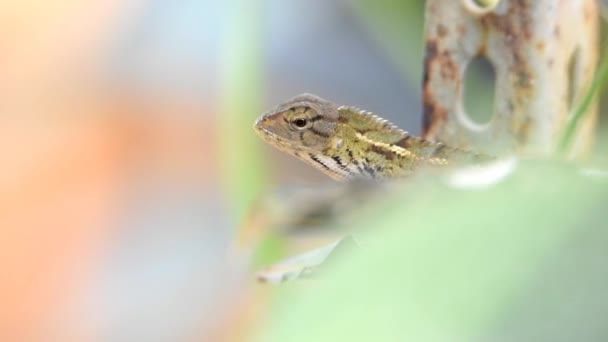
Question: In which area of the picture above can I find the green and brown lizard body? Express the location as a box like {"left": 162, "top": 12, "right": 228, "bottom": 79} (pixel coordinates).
{"left": 254, "top": 94, "right": 490, "bottom": 181}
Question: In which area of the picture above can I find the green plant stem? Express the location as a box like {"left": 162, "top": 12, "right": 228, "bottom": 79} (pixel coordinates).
{"left": 557, "top": 50, "right": 608, "bottom": 155}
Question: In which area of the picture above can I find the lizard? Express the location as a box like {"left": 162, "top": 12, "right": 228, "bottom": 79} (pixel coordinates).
{"left": 254, "top": 93, "right": 491, "bottom": 181}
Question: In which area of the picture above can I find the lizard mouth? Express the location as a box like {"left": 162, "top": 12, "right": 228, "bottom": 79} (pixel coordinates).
{"left": 253, "top": 121, "right": 275, "bottom": 141}
{"left": 253, "top": 122, "right": 314, "bottom": 156}
{"left": 254, "top": 122, "right": 287, "bottom": 147}
{"left": 253, "top": 115, "right": 265, "bottom": 129}
{"left": 253, "top": 117, "right": 280, "bottom": 141}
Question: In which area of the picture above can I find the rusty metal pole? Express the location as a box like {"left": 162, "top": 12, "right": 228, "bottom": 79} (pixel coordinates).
{"left": 422, "top": 0, "right": 599, "bottom": 157}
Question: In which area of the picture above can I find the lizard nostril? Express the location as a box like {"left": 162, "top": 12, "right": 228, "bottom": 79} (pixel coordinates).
{"left": 255, "top": 116, "right": 265, "bottom": 127}
{"left": 254, "top": 118, "right": 263, "bottom": 131}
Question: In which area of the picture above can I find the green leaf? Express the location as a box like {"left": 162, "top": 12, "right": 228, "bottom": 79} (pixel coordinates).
{"left": 254, "top": 161, "right": 608, "bottom": 341}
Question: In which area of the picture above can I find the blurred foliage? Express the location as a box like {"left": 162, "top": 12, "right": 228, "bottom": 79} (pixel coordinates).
{"left": 254, "top": 161, "right": 608, "bottom": 341}
{"left": 348, "top": 0, "right": 425, "bottom": 82}
{"left": 218, "top": 0, "right": 268, "bottom": 220}
{"left": 598, "top": 20, "right": 608, "bottom": 133}
{"left": 250, "top": 232, "right": 287, "bottom": 269}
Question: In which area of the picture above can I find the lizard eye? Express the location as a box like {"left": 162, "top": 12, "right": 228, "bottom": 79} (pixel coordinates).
{"left": 294, "top": 118, "right": 307, "bottom": 127}
{"left": 290, "top": 116, "right": 311, "bottom": 130}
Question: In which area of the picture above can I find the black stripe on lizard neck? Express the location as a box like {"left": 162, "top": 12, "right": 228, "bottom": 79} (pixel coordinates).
{"left": 361, "top": 157, "right": 377, "bottom": 178}
{"left": 309, "top": 153, "right": 332, "bottom": 172}
{"left": 346, "top": 149, "right": 360, "bottom": 166}
{"left": 331, "top": 155, "right": 354, "bottom": 176}
{"left": 362, "top": 163, "right": 376, "bottom": 178}
{"left": 331, "top": 155, "right": 346, "bottom": 168}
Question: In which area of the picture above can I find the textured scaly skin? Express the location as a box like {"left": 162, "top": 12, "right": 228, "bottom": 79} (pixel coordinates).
{"left": 254, "top": 94, "right": 491, "bottom": 181}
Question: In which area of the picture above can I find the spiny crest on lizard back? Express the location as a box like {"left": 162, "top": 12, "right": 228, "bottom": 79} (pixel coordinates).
{"left": 337, "top": 106, "right": 407, "bottom": 136}
{"left": 336, "top": 105, "right": 408, "bottom": 144}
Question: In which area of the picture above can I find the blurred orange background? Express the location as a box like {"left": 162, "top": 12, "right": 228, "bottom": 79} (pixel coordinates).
{"left": 0, "top": 1, "right": 228, "bottom": 339}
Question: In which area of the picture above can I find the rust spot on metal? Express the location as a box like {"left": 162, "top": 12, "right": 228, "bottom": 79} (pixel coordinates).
{"left": 584, "top": 5, "right": 593, "bottom": 21}
{"left": 554, "top": 26, "right": 561, "bottom": 39}
{"left": 513, "top": 116, "right": 533, "bottom": 147}
{"left": 422, "top": 39, "right": 440, "bottom": 135}
{"left": 507, "top": 100, "right": 514, "bottom": 113}
{"left": 536, "top": 41, "right": 545, "bottom": 52}
{"left": 422, "top": 37, "right": 458, "bottom": 136}
{"left": 458, "top": 25, "right": 466, "bottom": 36}
{"left": 516, "top": 70, "right": 534, "bottom": 88}
{"left": 422, "top": 40, "right": 439, "bottom": 87}
{"left": 437, "top": 24, "right": 448, "bottom": 38}
{"left": 423, "top": 41, "right": 439, "bottom": 74}
{"left": 479, "top": 1, "right": 535, "bottom": 104}
{"left": 478, "top": 39, "right": 488, "bottom": 56}
{"left": 422, "top": 91, "right": 448, "bottom": 136}
{"left": 440, "top": 55, "right": 458, "bottom": 81}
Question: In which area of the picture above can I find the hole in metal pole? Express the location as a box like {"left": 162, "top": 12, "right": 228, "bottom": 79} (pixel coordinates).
{"left": 463, "top": 56, "right": 496, "bottom": 125}
{"left": 462, "top": 0, "right": 500, "bottom": 15}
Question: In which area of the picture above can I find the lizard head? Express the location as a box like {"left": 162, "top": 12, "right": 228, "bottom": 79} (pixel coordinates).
{"left": 254, "top": 93, "right": 339, "bottom": 156}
